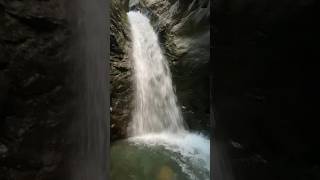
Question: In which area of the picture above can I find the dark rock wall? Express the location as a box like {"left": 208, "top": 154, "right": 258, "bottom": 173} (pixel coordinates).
{"left": 0, "top": 0, "right": 73, "bottom": 179}
{"left": 110, "top": 0, "right": 132, "bottom": 142}
{"left": 215, "top": 0, "right": 320, "bottom": 179}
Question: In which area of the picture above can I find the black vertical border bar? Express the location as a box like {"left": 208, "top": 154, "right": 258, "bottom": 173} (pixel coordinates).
{"left": 210, "top": 0, "right": 214, "bottom": 179}
{"left": 211, "top": 0, "right": 234, "bottom": 179}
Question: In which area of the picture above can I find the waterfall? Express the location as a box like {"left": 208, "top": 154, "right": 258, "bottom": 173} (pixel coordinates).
{"left": 124, "top": 11, "right": 210, "bottom": 180}
{"left": 127, "top": 11, "right": 185, "bottom": 136}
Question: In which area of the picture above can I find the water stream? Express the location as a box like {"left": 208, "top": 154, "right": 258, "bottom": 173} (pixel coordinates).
{"left": 128, "top": 11, "right": 185, "bottom": 136}
{"left": 111, "top": 11, "right": 210, "bottom": 180}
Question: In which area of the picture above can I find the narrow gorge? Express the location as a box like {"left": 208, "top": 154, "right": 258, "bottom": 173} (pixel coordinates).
{"left": 110, "top": 0, "right": 211, "bottom": 179}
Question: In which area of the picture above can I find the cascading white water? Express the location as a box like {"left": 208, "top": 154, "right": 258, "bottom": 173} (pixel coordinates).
{"left": 128, "top": 11, "right": 185, "bottom": 136}
{"left": 125, "top": 11, "right": 210, "bottom": 180}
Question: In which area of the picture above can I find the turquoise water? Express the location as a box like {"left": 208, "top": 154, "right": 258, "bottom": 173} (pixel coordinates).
{"left": 111, "top": 133, "right": 210, "bottom": 180}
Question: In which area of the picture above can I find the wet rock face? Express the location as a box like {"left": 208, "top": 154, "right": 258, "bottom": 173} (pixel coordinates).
{"left": 110, "top": 0, "right": 132, "bottom": 142}
{"left": 0, "top": 0, "right": 72, "bottom": 179}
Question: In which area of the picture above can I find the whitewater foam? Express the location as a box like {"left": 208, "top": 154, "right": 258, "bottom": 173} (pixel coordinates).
{"left": 129, "top": 132, "right": 210, "bottom": 179}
